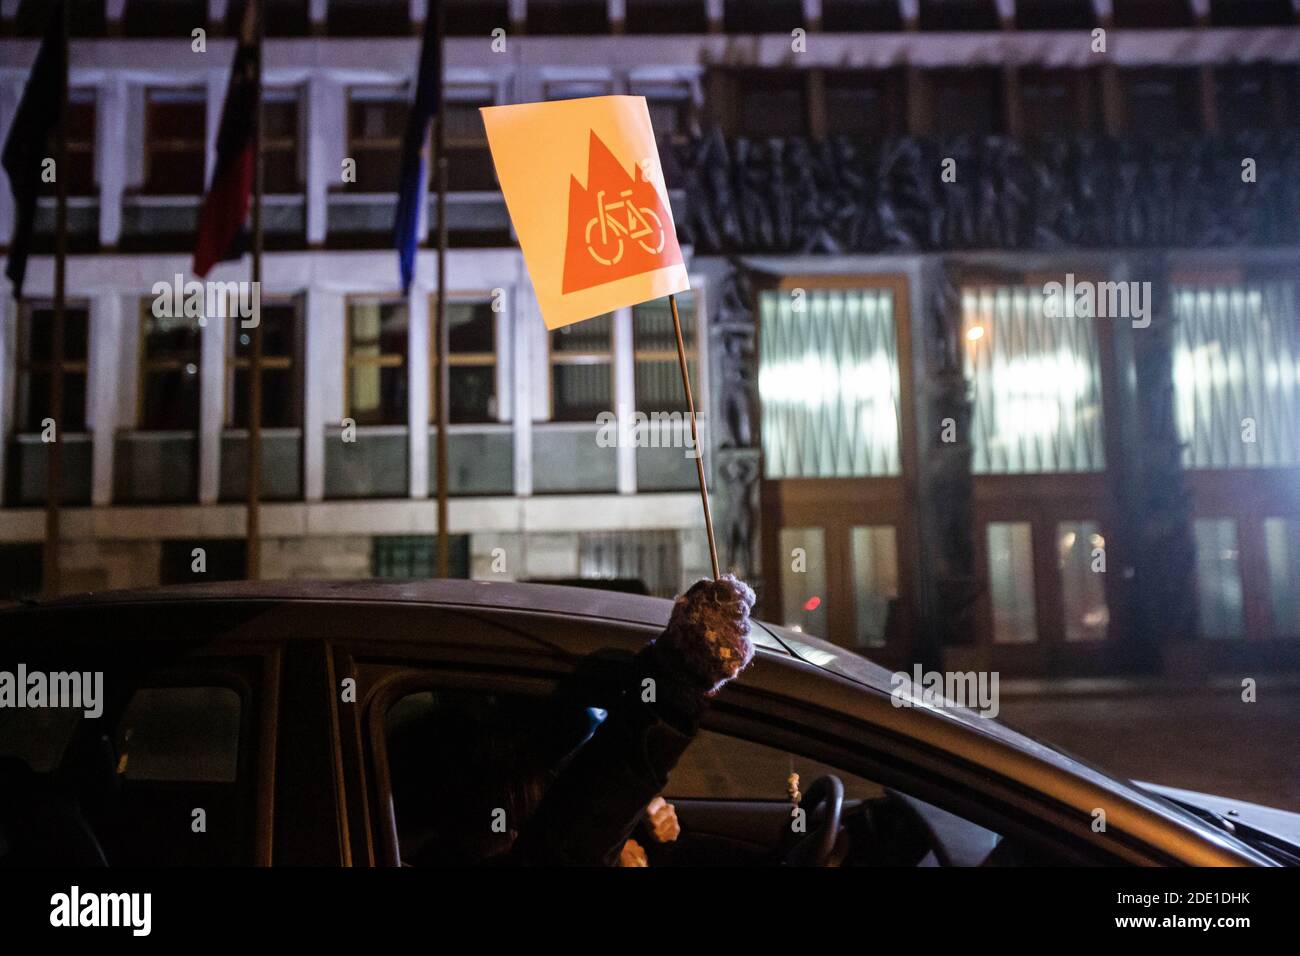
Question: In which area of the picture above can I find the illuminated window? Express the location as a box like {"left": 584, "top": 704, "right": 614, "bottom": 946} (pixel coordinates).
{"left": 962, "top": 286, "right": 1106, "bottom": 475}
{"left": 1058, "top": 521, "right": 1108, "bottom": 642}
{"left": 759, "top": 287, "right": 901, "bottom": 478}
{"left": 1264, "top": 518, "right": 1300, "bottom": 638}
{"left": 988, "top": 522, "right": 1037, "bottom": 644}
{"left": 779, "top": 527, "right": 828, "bottom": 638}
{"left": 1172, "top": 283, "right": 1300, "bottom": 469}
{"left": 851, "top": 526, "right": 899, "bottom": 649}
{"left": 346, "top": 300, "right": 408, "bottom": 426}
{"left": 1193, "top": 518, "right": 1244, "bottom": 639}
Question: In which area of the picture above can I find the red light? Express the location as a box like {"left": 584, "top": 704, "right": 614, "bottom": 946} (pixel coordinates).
{"left": 803, "top": 596, "right": 821, "bottom": 612}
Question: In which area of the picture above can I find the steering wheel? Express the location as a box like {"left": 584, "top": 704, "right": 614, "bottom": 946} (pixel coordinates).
{"left": 783, "top": 774, "right": 844, "bottom": 867}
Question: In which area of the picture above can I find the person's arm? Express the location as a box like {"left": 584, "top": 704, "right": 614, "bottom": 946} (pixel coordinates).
{"left": 509, "top": 575, "right": 755, "bottom": 866}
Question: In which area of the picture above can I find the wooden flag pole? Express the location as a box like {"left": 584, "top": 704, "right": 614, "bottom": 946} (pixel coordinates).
{"left": 246, "top": 0, "right": 264, "bottom": 580}
{"left": 669, "top": 292, "right": 719, "bottom": 580}
{"left": 43, "top": 0, "right": 70, "bottom": 599}
{"left": 433, "top": 0, "right": 450, "bottom": 578}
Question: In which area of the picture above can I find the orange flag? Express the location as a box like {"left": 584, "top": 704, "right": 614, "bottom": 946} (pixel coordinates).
{"left": 481, "top": 95, "right": 689, "bottom": 330}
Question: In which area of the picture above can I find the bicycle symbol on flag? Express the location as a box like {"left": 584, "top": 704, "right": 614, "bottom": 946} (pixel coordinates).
{"left": 585, "top": 188, "right": 666, "bottom": 267}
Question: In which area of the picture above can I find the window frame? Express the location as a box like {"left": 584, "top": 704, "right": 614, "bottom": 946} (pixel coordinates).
{"left": 344, "top": 295, "right": 409, "bottom": 426}
{"left": 632, "top": 296, "right": 697, "bottom": 416}
{"left": 223, "top": 298, "right": 304, "bottom": 430}
{"left": 547, "top": 314, "right": 616, "bottom": 422}
{"left": 14, "top": 301, "right": 91, "bottom": 435}
{"left": 136, "top": 307, "right": 203, "bottom": 432}
{"left": 343, "top": 85, "right": 409, "bottom": 194}
{"left": 428, "top": 292, "right": 500, "bottom": 426}
{"left": 142, "top": 85, "right": 208, "bottom": 196}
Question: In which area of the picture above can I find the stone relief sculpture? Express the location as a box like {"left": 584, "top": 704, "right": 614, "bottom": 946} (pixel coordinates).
{"left": 677, "top": 131, "right": 1300, "bottom": 255}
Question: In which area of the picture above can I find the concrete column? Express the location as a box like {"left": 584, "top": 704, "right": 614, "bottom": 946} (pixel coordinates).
{"left": 198, "top": 310, "right": 226, "bottom": 504}
{"left": 97, "top": 77, "right": 127, "bottom": 249}
{"left": 89, "top": 293, "right": 126, "bottom": 505}
{"left": 302, "top": 286, "right": 341, "bottom": 501}
{"left": 512, "top": 278, "right": 533, "bottom": 497}
{"left": 613, "top": 305, "right": 635, "bottom": 494}
{"left": 0, "top": 295, "right": 14, "bottom": 506}
{"left": 408, "top": 289, "right": 430, "bottom": 499}
{"left": 305, "top": 75, "right": 341, "bottom": 246}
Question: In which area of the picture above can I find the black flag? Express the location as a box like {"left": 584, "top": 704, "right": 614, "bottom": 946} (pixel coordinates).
{"left": 2, "top": 1, "right": 65, "bottom": 300}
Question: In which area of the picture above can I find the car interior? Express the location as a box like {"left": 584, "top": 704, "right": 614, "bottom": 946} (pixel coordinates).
{"left": 383, "top": 686, "right": 1068, "bottom": 866}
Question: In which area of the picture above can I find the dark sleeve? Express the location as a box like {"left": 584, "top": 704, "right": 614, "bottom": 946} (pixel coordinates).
{"left": 508, "top": 643, "right": 710, "bottom": 866}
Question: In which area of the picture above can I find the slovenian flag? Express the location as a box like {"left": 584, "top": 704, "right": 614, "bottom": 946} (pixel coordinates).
{"left": 393, "top": 6, "right": 441, "bottom": 294}
{"left": 192, "top": 0, "right": 260, "bottom": 278}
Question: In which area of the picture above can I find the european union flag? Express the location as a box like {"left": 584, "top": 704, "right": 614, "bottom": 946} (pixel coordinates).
{"left": 393, "top": 6, "right": 441, "bottom": 294}
{"left": 3, "top": 1, "right": 65, "bottom": 300}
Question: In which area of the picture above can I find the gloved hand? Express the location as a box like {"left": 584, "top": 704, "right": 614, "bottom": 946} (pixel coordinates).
{"left": 653, "top": 574, "right": 757, "bottom": 695}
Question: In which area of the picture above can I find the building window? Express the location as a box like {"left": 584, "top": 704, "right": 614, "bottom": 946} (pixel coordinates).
{"left": 433, "top": 300, "right": 499, "bottom": 424}
{"left": 1058, "top": 521, "right": 1109, "bottom": 642}
{"left": 16, "top": 306, "right": 89, "bottom": 433}
{"left": 139, "top": 313, "right": 201, "bottom": 431}
{"left": 759, "top": 286, "right": 902, "bottom": 478}
{"left": 851, "top": 526, "right": 899, "bottom": 649}
{"left": 225, "top": 0, "right": 311, "bottom": 36}
{"left": 36, "top": 89, "right": 95, "bottom": 197}
{"left": 346, "top": 88, "right": 407, "bottom": 192}
{"left": 920, "top": 0, "right": 999, "bottom": 29}
{"left": 929, "top": 69, "right": 1004, "bottom": 136}
{"left": 822, "top": 0, "right": 903, "bottom": 31}
{"left": 1121, "top": 69, "right": 1201, "bottom": 137}
{"left": 724, "top": 0, "right": 803, "bottom": 31}
{"left": 578, "top": 530, "right": 683, "bottom": 599}
{"left": 327, "top": 0, "right": 410, "bottom": 35}
{"left": 144, "top": 88, "right": 207, "bottom": 195}
{"left": 1172, "top": 283, "right": 1300, "bottom": 469}
{"left": 447, "top": 0, "right": 508, "bottom": 35}
{"left": 550, "top": 314, "right": 614, "bottom": 422}
{"left": 527, "top": 0, "right": 608, "bottom": 34}
{"left": 962, "top": 285, "right": 1106, "bottom": 475}
{"left": 625, "top": 0, "right": 708, "bottom": 32}
{"left": 824, "top": 70, "right": 906, "bottom": 140}
{"left": 1020, "top": 69, "right": 1103, "bottom": 137}
{"left": 1214, "top": 66, "right": 1275, "bottom": 133}
{"left": 261, "top": 88, "right": 303, "bottom": 194}
{"left": 1193, "top": 518, "right": 1244, "bottom": 639}
{"left": 442, "top": 90, "right": 496, "bottom": 192}
{"left": 778, "top": 527, "right": 828, "bottom": 636}
{"left": 734, "top": 70, "right": 808, "bottom": 139}
{"left": 543, "top": 79, "right": 612, "bottom": 102}
{"left": 633, "top": 295, "right": 696, "bottom": 415}
{"left": 347, "top": 300, "right": 408, "bottom": 426}
{"left": 1210, "top": 0, "right": 1292, "bottom": 25}
{"left": 1015, "top": 0, "right": 1095, "bottom": 28}
{"left": 1264, "top": 518, "right": 1300, "bottom": 638}
{"left": 1112, "top": 0, "right": 1193, "bottom": 27}
{"left": 227, "top": 304, "right": 301, "bottom": 429}
{"left": 372, "top": 535, "right": 470, "bottom": 579}
{"left": 987, "top": 522, "right": 1038, "bottom": 644}
{"left": 123, "top": 0, "right": 206, "bottom": 36}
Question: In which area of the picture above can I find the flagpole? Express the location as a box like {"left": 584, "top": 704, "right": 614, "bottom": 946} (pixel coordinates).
{"left": 433, "top": 0, "right": 450, "bottom": 579}
{"left": 43, "top": 0, "right": 69, "bottom": 599}
{"left": 669, "top": 292, "right": 719, "bottom": 580}
{"left": 245, "top": 0, "right": 264, "bottom": 580}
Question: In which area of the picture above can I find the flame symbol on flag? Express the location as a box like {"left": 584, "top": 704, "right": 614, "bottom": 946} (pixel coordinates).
{"left": 561, "top": 131, "right": 683, "bottom": 296}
